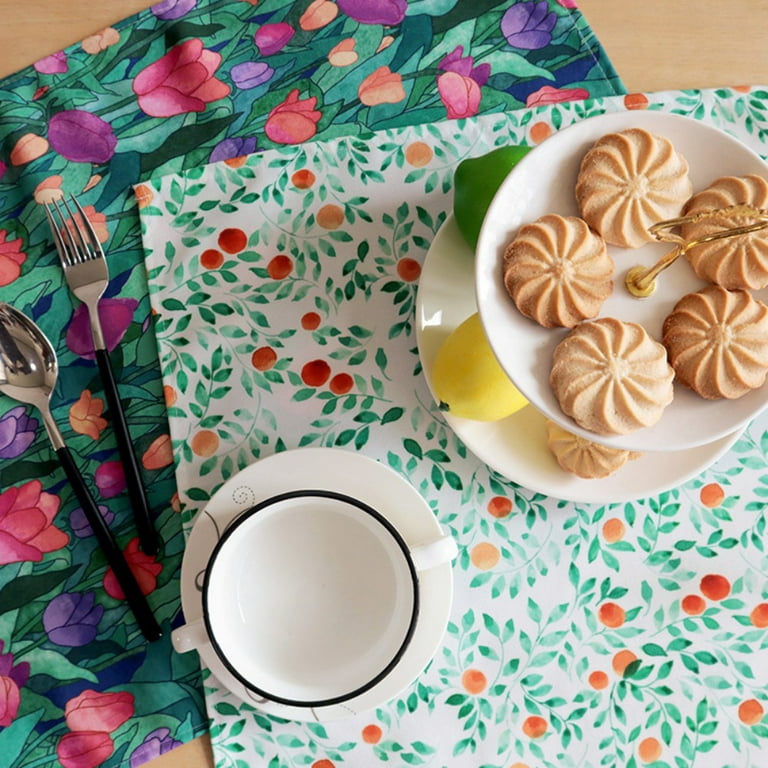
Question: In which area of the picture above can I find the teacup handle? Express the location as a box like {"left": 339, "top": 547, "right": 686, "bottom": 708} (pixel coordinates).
{"left": 409, "top": 534, "right": 457, "bottom": 572}
{"left": 171, "top": 618, "right": 208, "bottom": 654}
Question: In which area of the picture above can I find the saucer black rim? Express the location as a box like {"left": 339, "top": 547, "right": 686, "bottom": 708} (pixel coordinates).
{"left": 201, "top": 488, "right": 420, "bottom": 708}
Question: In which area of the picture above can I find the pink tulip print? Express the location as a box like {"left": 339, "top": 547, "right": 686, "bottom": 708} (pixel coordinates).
{"left": 0, "top": 480, "right": 69, "bottom": 564}
{"left": 265, "top": 89, "right": 322, "bottom": 144}
{"left": 132, "top": 38, "right": 230, "bottom": 117}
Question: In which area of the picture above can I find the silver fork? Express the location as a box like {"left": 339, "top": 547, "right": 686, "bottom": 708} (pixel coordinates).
{"left": 45, "top": 196, "right": 159, "bottom": 556}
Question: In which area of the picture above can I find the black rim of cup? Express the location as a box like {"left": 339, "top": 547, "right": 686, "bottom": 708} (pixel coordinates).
{"left": 201, "top": 488, "right": 421, "bottom": 708}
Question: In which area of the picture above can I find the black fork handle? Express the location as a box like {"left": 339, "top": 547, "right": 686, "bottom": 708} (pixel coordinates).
{"left": 56, "top": 445, "right": 162, "bottom": 641}
{"left": 95, "top": 348, "right": 160, "bottom": 556}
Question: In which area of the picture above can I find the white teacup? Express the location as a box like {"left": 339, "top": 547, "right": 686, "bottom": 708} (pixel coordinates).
{"left": 172, "top": 489, "right": 456, "bottom": 707}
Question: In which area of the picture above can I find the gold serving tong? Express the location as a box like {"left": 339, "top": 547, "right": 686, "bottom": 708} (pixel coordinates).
{"left": 625, "top": 204, "right": 768, "bottom": 297}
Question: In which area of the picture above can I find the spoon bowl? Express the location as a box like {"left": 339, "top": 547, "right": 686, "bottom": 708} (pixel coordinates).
{"left": 0, "top": 304, "right": 62, "bottom": 446}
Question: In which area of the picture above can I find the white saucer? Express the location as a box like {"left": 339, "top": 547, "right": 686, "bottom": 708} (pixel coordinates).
{"left": 416, "top": 215, "right": 740, "bottom": 504}
{"left": 178, "top": 447, "right": 454, "bottom": 721}
{"left": 474, "top": 111, "right": 768, "bottom": 452}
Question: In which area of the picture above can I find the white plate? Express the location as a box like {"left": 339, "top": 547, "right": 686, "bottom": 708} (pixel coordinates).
{"left": 417, "top": 215, "right": 740, "bottom": 504}
{"left": 178, "top": 447, "right": 454, "bottom": 721}
{"left": 475, "top": 111, "right": 768, "bottom": 452}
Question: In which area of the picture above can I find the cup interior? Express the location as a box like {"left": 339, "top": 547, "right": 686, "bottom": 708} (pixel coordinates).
{"left": 203, "top": 490, "right": 419, "bottom": 706}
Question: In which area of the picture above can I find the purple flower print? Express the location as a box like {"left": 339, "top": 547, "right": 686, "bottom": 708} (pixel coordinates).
{"left": 151, "top": 0, "right": 197, "bottom": 20}
{"left": 0, "top": 641, "right": 29, "bottom": 689}
{"left": 66, "top": 297, "right": 138, "bottom": 359}
{"left": 501, "top": 1, "right": 557, "bottom": 50}
{"left": 209, "top": 137, "right": 258, "bottom": 163}
{"left": 95, "top": 461, "right": 126, "bottom": 499}
{"left": 0, "top": 406, "right": 38, "bottom": 459}
{"left": 129, "top": 728, "right": 183, "bottom": 767}
{"left": 0, "top": 160, "right": 5, "bottom": 180}
{"left": 70, "top": 504, "right": 115, "bottom": 538}
{"left": 48, "top": 110, "right": 117, "bottom": 164}
{"left": 231, "top": 61, "right": 274, "bottom": 90}
{"left": 438, "top": 46, "right": 490, "bottom": 87}
{"left": 43, "top": 592, "right": 104, "bottom": 647}
{"left": 337, "top": 0, "right": 407, "bottom": 25}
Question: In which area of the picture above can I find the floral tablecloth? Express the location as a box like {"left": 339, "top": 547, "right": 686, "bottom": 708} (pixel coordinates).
{"left": 0, "top": 1, "right": 624, "bottom": 766}
{"left": 138, "top": 86, "right": 768, "bottom": 768}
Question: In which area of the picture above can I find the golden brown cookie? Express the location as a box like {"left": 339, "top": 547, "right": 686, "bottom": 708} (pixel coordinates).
{"left": 680, "top": 174, "right": 768, "bottom": 290}
{"left": 575, "top": 128, "right": 693, "bottom": 248}
{"left": 503, "top": 213, "right": 614, "bottom": 328}
{"left": 550, "top": 317, "right": 674, "bottom": 435}
{"left": 662, "top": 285, "right": 768, "bottom": 399}
{"left": 546, "top": 420, "right": 643, "bottom": 479}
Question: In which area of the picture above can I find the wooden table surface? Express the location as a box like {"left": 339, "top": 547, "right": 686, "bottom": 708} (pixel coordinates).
{"left": 0, "top": 2, "right": 765, "bottom": 767}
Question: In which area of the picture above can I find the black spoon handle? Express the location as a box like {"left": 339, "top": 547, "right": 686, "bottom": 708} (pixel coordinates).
{"left": 56, "top": 445, "right": 162, "bottom": 642}
{"left": 95, "top": 347, "right": 159, "bottom": 556}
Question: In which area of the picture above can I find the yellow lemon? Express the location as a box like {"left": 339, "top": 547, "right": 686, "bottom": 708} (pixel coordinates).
{"left": 431, "top": 312, "right": 527, "bottom": 421}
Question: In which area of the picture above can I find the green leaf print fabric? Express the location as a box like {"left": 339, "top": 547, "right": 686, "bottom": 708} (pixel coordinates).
{"left": 0, "top": 1, "right": 623, "bottom": 766}
{"left": 139, "top": 86, "right": 768, "bottom": 768}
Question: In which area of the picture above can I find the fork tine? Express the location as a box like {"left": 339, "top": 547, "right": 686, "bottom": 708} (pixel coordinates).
{"left": 47, "top": 195, "right": 103, "bottom": 266}
{"left": 44, "top": 204, "right": 70, "bottom": 267}
{"left": 68, "top": 195, "right": 104, "bottom": 259}
{"left": 48, "top": 198, "right": 82, "bottom": 265}
{"left": 57, "top": 197, "right": 91, "bottom": 265}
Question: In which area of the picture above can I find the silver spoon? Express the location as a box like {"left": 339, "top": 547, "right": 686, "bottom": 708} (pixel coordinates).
{"left": 0, "top": 303, "right": 161, "bottom": 641}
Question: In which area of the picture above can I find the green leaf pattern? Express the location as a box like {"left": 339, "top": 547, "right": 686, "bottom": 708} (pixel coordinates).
{"left": 141, "top": 88, "right": 768, "bottom": 767}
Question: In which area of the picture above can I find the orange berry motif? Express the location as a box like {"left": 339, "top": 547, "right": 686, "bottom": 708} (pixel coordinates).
{"left": 267, "top": 254, "right": 293, "bottom": 279}
{"left": 218, "top": 227, "right": 247, "bottom": 253}
{"left": 329, "top": 372, "right": 354, "bottom": 395}
{"left": 396, "top": 257, "right": 421, "bottom": 282}
{"left": 135, "top": 183, "right": 154, "bottom": 209}
{"left": 461, "top": 668, "right": 487, "bottom": 695}
{"left": 681, "top": 595, "right": 706, "bottom": 615}
{"left": 292, "top": 168, "right": 316, "bottom": 189}
{"left": 301, "top": 359, "right": 332, "bottom": 387}
{"left": 251, "top": 347, "right": 278, "bottom": 371}
{"left": 699, "top": 482, "right": 725, "bottom": 508}
{"left": 190, "top": 429, "right": 219, "bottom": 457}
{"left": 361, "top": 724, "right": 382, "bottom": 744}
{"left": 301, "top": 311, "right": 321, "bottom": 330}
{"left": 638, "top": 736, "right": 662, "bottom": 763}
{"left": 404, "top": 141, "right": 433, "bottom": 167}
{"left": 529, "top": 121, "right": 551, "bottom": 144}
{"left": 522, "top": 715, "right": 547, "bottom": 738}
{"left": 602, "top": 517, "right": 626, "bottom": 543}
{"left": 317, "top": 203, "right": 345, "bottom": 230}
{"left": 470, "top": 542, "right": 500, "bottom": 570}
{"left": 750, "top": 603, "right": 768, "bottom": 628}
{"left": 598, "top": 602, "right": 626, "bottom": 628}
{"left": 624, "top": 93, "right": 649, "bottom": 110}
{"left": 200, "top": 248, "right": 224, "bottom": 269}
{"left": 612, "top": 649, "right": 637, "bottom": 676}
{"left": 738, "top": 698, "right": 764, "bottom": 725}
{"left": 700, "top": 574, "right": 730, "bottom": 601}
{"left": 588, "top": 670, "right": 609, "bottom": 690}
{"left": 163, "top": 384, "right": 177, "bottom": 407}
{"left": 487, "top": 496, "right": 512, "bottom": 518}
